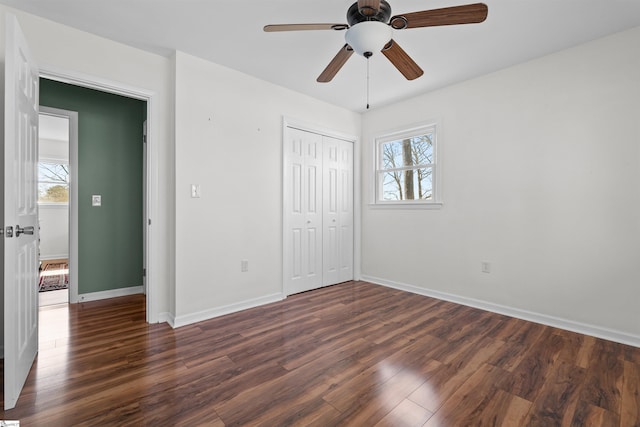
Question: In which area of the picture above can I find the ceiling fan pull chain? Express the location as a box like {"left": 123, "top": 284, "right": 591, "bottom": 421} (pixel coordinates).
{"left": 366, "top": 57, "right": 370, "bottom": 109}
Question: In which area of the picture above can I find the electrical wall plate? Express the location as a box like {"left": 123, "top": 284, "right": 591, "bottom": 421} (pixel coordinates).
{"left": 92, "top": 195, "right": 102, "bottom": 206}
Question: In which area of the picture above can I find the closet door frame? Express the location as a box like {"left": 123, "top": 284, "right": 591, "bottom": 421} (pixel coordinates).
{"left": 282, "top": 117, "right": 360, "bottom": 296}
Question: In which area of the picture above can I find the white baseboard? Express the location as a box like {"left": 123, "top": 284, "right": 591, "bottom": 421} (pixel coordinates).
{"left": 40, "top": 254, "right": 69, "bottom": 261}
{"left": 78, "top": 286, "right": 143, "bottom": 303}
{"left": 172, "top": 293, "right": 285, "bottom": 328}
{"left": 361, "top": 275, "right": 640, "bottom": 348}
{"left": 158, "top": 312, "right": 175, "bottom": 326}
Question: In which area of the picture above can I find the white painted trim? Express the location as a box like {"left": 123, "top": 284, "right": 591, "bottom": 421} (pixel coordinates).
{"left": 367, "top": 202, "right": 444, "bottom": 210}
{"left": 78, "top": 286, "right": 144, "bottom": 303}
{"left": 40, "top": 65, "right": 155, "bottom": 101}
{"left": 353, "top": 126, "right": 362, "bottom": 281}
{"left": 362, "top": 275, "right": 640, "bottom": 348}
{"left": 39, "top": 156, "right": 68, "bottom": 163}
{"left": 172, "top": 293, "right": 285, "bottom": 328}
{"left": 39, "top": 65, "right": 159, "bottom": 324}
{"left": 39, "top": 254, "right": 68, "bottom": 261}
{"left": 283, "top": 116, "right": 356, "bottom": 143}
{"left": 37, "top": 203, "right": 69, "bottom": 209}
{"left": 159, "top": 312, "right": 175, "bottom": 326}
{"left": 371, "top": 119, "right": 442, "bottom": 206}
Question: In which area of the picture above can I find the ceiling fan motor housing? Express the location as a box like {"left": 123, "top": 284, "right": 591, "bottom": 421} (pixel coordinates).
{"left": 347, "top": 0, "right": 392, "bottom": 26}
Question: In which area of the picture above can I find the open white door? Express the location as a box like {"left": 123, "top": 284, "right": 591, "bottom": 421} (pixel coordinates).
{"left": 4, "top": 14, "right": 40, "bottom": 410}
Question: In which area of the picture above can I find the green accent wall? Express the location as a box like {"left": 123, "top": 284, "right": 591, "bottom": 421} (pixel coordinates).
{"left": 40, "top": 79, "right": 146, "bottom": 294}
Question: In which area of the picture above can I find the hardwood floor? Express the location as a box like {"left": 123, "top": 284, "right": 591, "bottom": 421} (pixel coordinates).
{"left": 2, "top": 281, "right": 639, "bottom": 426}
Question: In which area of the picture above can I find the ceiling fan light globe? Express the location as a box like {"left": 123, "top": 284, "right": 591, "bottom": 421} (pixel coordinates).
{"left": 345, "top": 21, "right": 392, "bottom": 57}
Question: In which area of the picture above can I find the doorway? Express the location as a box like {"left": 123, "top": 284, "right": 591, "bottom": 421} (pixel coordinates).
{"left": 39, "top": 78, "right": 147, "bottom": 306}
{"left": 38, "top": 109, "right": 75, "bottom": 306}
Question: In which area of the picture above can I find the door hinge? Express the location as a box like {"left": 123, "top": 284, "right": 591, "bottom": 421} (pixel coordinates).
{"left": 143, "top": 268, "right": 146, "bottom": 277}
{"left": 143, "top": 135, "right": 147, "bottom": 144}
{"left": 148, "top": 218, "right": 151, "bottom": 225}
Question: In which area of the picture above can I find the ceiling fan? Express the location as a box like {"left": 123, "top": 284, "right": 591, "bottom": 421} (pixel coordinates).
{"left": 264, "top": 0, "right": 488, "bottom": 83}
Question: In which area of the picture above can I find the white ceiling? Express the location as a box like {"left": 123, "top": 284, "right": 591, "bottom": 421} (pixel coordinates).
{"left": 3, "top": 0, "right": 640, "bottom": 112}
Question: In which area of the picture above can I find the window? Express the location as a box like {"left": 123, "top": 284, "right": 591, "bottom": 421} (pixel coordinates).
{"left": 38, "top": 162, "right": 69, "bottom": 203}
{"left": 375, "top": 123, "right": 440, "bottom": 206}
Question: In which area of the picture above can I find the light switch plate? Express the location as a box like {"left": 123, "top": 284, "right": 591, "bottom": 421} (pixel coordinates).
{"left": 92, "top": 195, "right": 102, "bottom": 206}
{"left": 191, "top": 184, "right": 201, "bottom": 198}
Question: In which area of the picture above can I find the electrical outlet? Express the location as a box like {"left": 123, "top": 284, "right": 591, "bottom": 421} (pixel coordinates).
{"left": 481, "top": 262, "right": 491, "bottom": 273}
{"left": 92, "top": 195, "right": 101, "bottom": 206}
{"left": 241, "top": 260, "right": 249, "bottom": 272}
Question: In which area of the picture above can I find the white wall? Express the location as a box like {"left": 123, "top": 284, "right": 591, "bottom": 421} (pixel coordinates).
{"left": 0, "top": 5, "right": 174, "bottom": 319}
{"left": 38, "top": 205, "right": 68, "bottom": 259}
{"left": 361, "top": 27, "right": 640, "bottom": 344}
{"left": 173, "top": 51, "right": 361, "bottom": 324}
{"left": 39, "top": 137, "right": 67, "bottom": 161}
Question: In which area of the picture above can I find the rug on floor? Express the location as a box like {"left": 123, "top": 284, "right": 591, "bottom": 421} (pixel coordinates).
{"left": 39, "top": 261, "right": 69, "bottom": 292}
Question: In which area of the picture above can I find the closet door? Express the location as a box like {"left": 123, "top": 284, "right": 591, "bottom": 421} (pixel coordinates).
{"left": 322, "top": 137, "right": 353, "bottom": 286}
{"left": 283, "top": 128, "right": 323, "bottom": 295}
{"left": 337, "top": 139, "right": 354, "bottom": 283}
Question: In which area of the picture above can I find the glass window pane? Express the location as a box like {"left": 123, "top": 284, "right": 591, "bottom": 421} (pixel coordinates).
{"left": 39, "top": 182, "right": 69, "bottom": 203}
{"left": 380, "top": 134, "right": 434, "bottom": 170}
{"left": 411, "top": 134, "right": 433, "bottom": 165}
{"left": 380, "top": 141, "right": 404, "bottom": 169}
{"left": 38, "top": 162, "right": 69, "bottom": 203}
{"left": 381, "top": 170, "right": 404, "bottom": 201}
{"left": 380, "top": 167, "right": 432, "bottom": 201}
{"left": 38, "top": 163, "right": 69, "bottom": 184}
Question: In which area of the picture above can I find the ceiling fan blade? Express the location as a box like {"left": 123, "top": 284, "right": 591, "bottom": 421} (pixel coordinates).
{"left": 264, "top": 23, "right": 348, "bottom": 32}
{"left": 358, "top": 0, "right": 381, "bottom": 16}
{"left": 390, "top": 3, "right": 488, "bottom": 30}
{"left": 381, "top": 40, "right": 424, "bottom": 80}
{"left": 317, "top": 44, "right": 354, "bottom": 83}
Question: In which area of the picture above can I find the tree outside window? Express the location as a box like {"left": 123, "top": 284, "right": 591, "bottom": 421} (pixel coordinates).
{"left": 376, "top": 124, "right": 437, "bottom": 203}
{"left": 38, "top": 162, "right": 69, "bottom": 203}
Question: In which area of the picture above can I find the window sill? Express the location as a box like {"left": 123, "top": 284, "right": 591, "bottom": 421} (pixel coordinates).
{"left": 368, "top": 202, "right": 443, "bottom": 210}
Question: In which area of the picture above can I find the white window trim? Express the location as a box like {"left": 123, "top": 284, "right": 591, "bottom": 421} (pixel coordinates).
{"left": 371, "top": 121, "right": 443, "bottom": 209}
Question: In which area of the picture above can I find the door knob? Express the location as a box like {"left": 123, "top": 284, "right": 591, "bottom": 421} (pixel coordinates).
{"left": 16, "top": 225, "right": 34, "bottom": 237}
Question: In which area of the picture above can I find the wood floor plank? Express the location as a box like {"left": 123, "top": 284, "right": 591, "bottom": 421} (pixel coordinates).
{"left": 1, "top": 282, "right": 639, "bottom": 426}
{"left": 523, "top": 360, "right": 586, "bottom": 426}
{"left": 408, "top": 337, "right": 505, "bottom": 412}
{"left": 571, "top": 401, "right": 620, "bottom": 427}
{"left": 373, "top": 398, "right": 433, "bottom": 427}
{"left": 579, "top": 339, "right": 624, "bottom": 414}
{"left": 621, "top": 360, "right": 640, "bottom": 427}
{"left": 497, "top": 329, "right": 566, "bottom": 401}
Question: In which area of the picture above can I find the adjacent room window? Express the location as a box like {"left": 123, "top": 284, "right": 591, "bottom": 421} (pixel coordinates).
{"left": 38, "top": 162, "right": 69, "bottom": 204}
{"left": 375, "top": 123, "right": 439, "bottom": 205}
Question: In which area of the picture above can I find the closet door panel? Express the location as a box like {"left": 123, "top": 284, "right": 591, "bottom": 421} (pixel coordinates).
{"left": 284, "top": 128, "right": 322, "bottom": 294}
{"left": 338, "top": 140, "right": 354, "bottom": 282}
{"left": 323, "top": 138, "right": 340, "bottom": 286}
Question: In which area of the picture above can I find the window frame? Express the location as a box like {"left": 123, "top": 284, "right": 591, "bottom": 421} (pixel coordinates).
{"left": 38, "top": 158, "right": 70, "bottom": 206}
{"left": 372, "top": 122, "right": 442, "bottom": 208}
